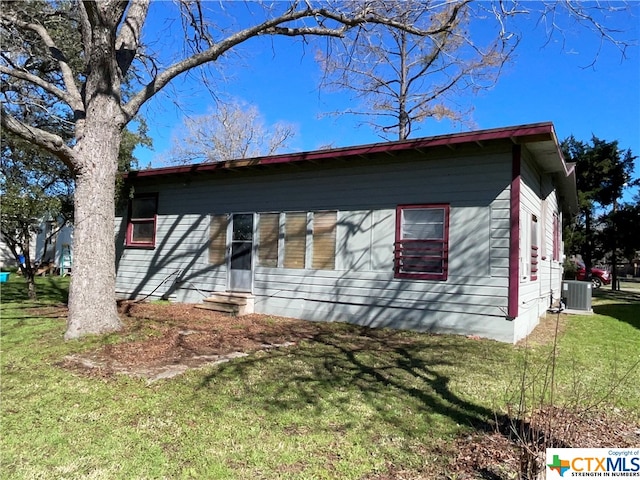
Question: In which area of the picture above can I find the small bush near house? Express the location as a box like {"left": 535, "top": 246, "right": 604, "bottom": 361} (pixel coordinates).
{"left": 563, "top": 258, "right": 578, "bottom": 279}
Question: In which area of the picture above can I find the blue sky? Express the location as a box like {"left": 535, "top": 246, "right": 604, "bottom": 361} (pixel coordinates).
{"left": 135, "top": 2, "right": 639, "bottom": 195}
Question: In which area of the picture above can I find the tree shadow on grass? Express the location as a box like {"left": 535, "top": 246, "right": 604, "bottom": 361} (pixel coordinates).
{"left": 1, "top": 278, "right": 69, "bottom": 336}
{"left": 592, "top": 288, "right": 640, "bottom": 331}
{"left": 0, "top": 276, "right": 69, "bottom": 304}
{"left": 592, "top": 304, "right": 640, "bottom": 330}
{"left": 0, "top": 304, "right": 68, "bottom": 321}
{"left": 199, "top": 326, "right": 506, "bottom": 440}
{"left": 195, "top": 324, "right": 594, "bottom": 479}
{"left": 593, "top": 286, "right": 640, "bottom": 304}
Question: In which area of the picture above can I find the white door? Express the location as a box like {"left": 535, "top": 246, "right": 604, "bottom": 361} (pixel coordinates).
{"left": 228, "top": 213, "right": 254, "bottom": 292}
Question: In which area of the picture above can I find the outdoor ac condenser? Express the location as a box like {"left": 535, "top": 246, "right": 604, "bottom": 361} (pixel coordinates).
{"left": 562, "top": 280, "right": 592, "bottom": 312}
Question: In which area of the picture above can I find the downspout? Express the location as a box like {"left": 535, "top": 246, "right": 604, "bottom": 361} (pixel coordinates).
{"left": 507, "top": 145, "right": 521, "bottom": 320}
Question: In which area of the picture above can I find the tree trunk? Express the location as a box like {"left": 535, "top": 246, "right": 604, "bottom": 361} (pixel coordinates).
{"left": 64, "top": 8, "right": 126, "bottom": 340}
{"left": 26, "top": 271, "right": 37, "bottom": 300}
{"left": 65, "top": 105, "right": 123, "bottom": 339}
{"left": 398, "top": 30, "right": 409, "bottom": 141}
{"left": 20, "top": 238, "right": 37, "bottom": 300}
{"left": 584, "top": 209, "right": 593, "bottom": 277}
{"left": 5, "top": 237, "right": 37, "bottom": 300}
{"left": 611, "top": 199, "right": 618, "bottom": 291}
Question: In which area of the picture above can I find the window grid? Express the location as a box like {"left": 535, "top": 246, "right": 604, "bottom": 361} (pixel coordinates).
{"left": 126, "top": 193, "right": 158, "bottom": 248}
{"left": 394, "top": 204, "right": 449, "bottom": 281}
{"left": 552, "top": 213, "right": 560, "bottom": 262}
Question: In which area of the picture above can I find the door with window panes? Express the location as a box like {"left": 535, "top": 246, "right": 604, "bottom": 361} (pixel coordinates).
{"left": 229, "top": 213, "right": 254, "bottom": 292}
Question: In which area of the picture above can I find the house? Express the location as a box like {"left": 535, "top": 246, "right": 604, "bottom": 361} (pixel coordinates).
{"left": 36, "top": 219, "right": 73, "bottom": 275}
{"left": 116, "top": 122, "right": 577, "bottom": 343}
{"left": 1, "top": 219, "right": 72, "bottom": 274}
{"left": 0, "top": 239, "right": 16, "bottom": 269}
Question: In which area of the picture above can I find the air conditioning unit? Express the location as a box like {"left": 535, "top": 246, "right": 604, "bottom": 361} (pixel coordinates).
{"left": 562, "top": 280, "right": 592, "bottom": 311}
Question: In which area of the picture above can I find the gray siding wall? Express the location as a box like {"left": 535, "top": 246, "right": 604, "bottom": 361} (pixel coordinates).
{"left": 116, "top": 146, "right": 525, "bottom": 341}
{"left": 514, "top": 148, "right": 564, "bottom": 341}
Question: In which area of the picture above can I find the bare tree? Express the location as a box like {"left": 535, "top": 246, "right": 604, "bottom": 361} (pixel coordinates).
{"left": 318, "top": 0, "right": 510, "bottom": 140}
{"left": 317, "top": 0, "right": 635, "bottom": 140}
{"left": 1, "top": 0, "right": 473, "bottom": 339}
{"left": 166, "top": 99, "right": 296, "bottom": 164}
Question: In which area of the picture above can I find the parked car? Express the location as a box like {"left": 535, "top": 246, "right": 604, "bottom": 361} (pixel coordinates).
{"left": 576, "top": 267, "right": 611, "bottom": 288}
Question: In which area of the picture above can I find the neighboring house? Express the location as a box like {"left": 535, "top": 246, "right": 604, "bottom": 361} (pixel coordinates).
{"left": 116, "top": 122, "right": 577, "bottom": 343}
{"left": 0, "top": 238, "right": 17, "bottom": 268}
{"left": 36, "top": 220, "right": 73, "bottom": 275}
{"left": 0, "top": 229, "right": 37, "bottom": 269}
{"left": 0, "top": 220, "right": 73, "bottom": 273}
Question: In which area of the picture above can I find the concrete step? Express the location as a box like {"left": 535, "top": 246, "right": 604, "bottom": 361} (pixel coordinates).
{"left": 204, "top": 293, "right": 251, "bottom": 305}
{"left": 195, "top": 301, "right": 240, "bottom": 314}
{"left": 196, "top": 292, "right": 255, "bottom": 316}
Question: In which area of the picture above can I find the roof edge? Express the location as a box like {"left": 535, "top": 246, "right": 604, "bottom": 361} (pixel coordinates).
{"left": 127, "top": 122, "right": 558, "bottom": 179}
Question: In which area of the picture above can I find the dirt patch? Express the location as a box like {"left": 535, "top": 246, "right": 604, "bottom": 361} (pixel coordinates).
{"left": 55, "top": 301, "right": 572, "bottom": 379}
{"left": 59, "top": 300, "right": 329, "bottom": 381}
{"left": 516, "top": 310, "right": 570, "bottom": 348}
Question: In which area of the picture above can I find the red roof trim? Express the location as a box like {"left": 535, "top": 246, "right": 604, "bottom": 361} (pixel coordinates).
{"left": 127, "top": 122, "right": 557, "bottom": 179}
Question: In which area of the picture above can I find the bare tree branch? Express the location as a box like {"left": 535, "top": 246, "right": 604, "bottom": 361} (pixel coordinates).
{"left": 122, "top": 2, "right": 469, "bottom": 122}
{"left": 0, "top": 109, "right": 75, "bottom": 169}
{"left": 115, "top": 0, "right": 150, "bottom": 75}
{"left": 77, "top": 2, "right": 93, "bottom": 68}
{"left": 318, "top": 0, "right": 509, "bottom": 139}
{"left": 0, "top": 65, "right": 78, "bottom": 108}
{"left": 0, "top": 13, "right": 83, "bottom": 112}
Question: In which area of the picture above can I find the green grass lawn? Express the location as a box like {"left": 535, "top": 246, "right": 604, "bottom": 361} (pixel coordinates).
{"left": 1, "top": 276, "right": 639, "bottom": 479}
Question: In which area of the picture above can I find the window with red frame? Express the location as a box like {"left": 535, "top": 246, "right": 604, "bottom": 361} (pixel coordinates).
{"left": 126, "top": 194, "right": 158, "bottom": 248}
{"left": 394, "top": 204, "right": 449, "bottom": 280}
{"left": 552, "top": 213, "right": 560, "bottom": 261}
{"left": 530, "top": 214, "right": 539, "bottom": 280}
